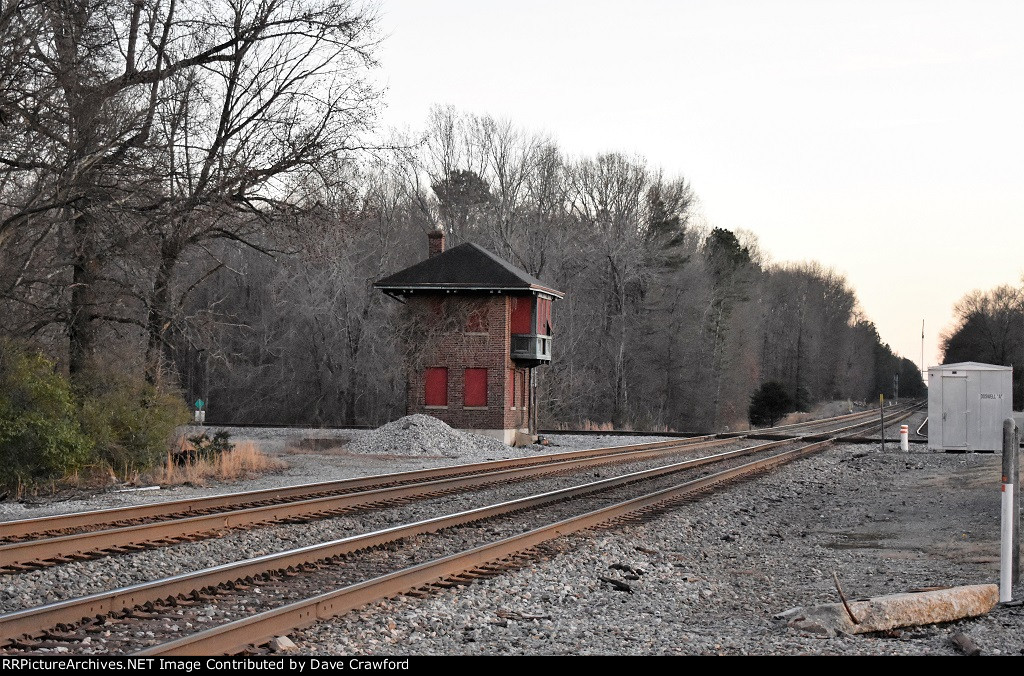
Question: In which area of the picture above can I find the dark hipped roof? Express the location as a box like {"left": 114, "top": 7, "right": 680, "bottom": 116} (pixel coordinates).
{"left": 374, "top": 242, "right": 564, "bottom": 299}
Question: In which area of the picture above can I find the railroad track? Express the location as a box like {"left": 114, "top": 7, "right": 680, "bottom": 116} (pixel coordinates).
{"left": 0, "top": 437, "right": 747, "bottom": 572}
{"left": 0, "top": 405, "right": 912, "bottom": 572}
{"left": 0, "top": 403, "right": 919, "bottom": 655}
{"left": 0, "top": 437, "right": 705, "bottom": 542}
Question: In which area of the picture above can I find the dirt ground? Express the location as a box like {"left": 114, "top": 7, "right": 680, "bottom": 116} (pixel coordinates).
{"left": 824, "top": 452, "right": 1003, "bottom": 575}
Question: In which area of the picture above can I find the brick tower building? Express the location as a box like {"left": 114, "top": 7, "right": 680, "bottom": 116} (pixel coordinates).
{"left": 374, "top": 228, "right": 564, "bottom": 444}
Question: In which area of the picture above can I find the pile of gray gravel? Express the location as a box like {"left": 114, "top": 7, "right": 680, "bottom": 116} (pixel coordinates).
{"left": 346, "top": 414, "right": 510, "bottom": 458}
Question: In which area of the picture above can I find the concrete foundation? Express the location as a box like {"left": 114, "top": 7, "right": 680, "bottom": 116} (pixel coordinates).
{"left": 458, "top": 427, "right": 531, "bottom": 446}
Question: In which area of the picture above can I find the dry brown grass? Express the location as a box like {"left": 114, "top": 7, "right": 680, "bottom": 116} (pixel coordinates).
{"left": 580, "top": 419, "right": 634, "bottom": 432}
{"left": 147, "top": 440, "right": 287, "bottom": 486}
{"left": 776, "top": 411, "right": 811, "bottom": 427}
{"left": 551, "top": 420, "right": 674, "bottom": 433}
{"left": 10, "top": 465, "right": 124, "bottom": 501}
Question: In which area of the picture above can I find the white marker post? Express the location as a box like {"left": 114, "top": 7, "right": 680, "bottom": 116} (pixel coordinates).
{"left": 900, "top": 425, "right": 909, "bottom": 452}
{"left": 1001, "top": 418, "right": 1019, "bottom": 602}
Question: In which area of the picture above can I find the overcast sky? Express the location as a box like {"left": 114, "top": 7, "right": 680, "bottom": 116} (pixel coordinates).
{"left": 373, "top": 0, "right": 1024, "bottom": 372}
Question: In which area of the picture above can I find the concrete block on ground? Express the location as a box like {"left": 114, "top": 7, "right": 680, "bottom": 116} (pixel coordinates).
{"left": 774, "top": 584, "right": 998, "bottom": 637}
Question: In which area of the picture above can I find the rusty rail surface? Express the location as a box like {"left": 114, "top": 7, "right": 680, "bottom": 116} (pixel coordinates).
{"left": 0, "top": 437, "right": 701, "bottom": 541}
{"left": 143, "top": 438, "right": 836, "bottom": 656}
{"left": 1, "top": 403, "right": 911, "bottom": 543}
{"left": 0, "top": 436, "right": 801, "bottom": 644}
{"left": 0, "top": 404, "right": 920, "bottom": 653}
{"left": 142, "top": 405, "right": 920, "bottom": 655}
{"left": 0, "top": 436, "right": 739, "bottom": 569}
{"left": 0, "top": 405, "right": 915, "bottom": 571}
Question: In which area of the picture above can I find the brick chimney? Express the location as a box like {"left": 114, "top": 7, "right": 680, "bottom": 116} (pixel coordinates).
{"left": 427, "top": 225, "right": 446, "bottom": 258}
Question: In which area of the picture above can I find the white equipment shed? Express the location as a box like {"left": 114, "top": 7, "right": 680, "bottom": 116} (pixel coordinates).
{"left": 927, "top": 362, "right": 1012, "bottom": 452}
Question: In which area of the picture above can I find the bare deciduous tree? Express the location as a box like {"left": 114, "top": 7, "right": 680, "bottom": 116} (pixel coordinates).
{"left": 0, "top": 0, "right": 382, "bottom": 379}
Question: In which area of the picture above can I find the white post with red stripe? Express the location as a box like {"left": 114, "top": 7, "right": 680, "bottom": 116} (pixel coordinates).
{"left": 1001, "top": 418, "right": 1019, "bottom": 603}
{"left": 1002, "top": 482, "right": 1014, "bottom": 602}
{"left": 899, "top": 425, "right": 909, "bottom": 451}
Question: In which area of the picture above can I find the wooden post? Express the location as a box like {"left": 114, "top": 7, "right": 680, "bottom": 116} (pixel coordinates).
{"left": 532, "top": 366, "right": 540, "bottom": 440}
{"left": 879, "top": 394, "right": 885, "bottom": 452}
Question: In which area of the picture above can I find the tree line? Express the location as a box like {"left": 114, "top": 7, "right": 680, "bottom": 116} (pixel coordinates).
{"left": 942, "top": 282, "right": 1024, "bottom": 409}
{"left": 0, "top": 0, "right": 381, "bottom": 485}
{"left": 0, "top": 0, "right": 923, "bottom": 476}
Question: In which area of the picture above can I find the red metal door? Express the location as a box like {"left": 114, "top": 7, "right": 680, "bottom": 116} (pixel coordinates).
{"left": 425, "top": 368, "right": 448, "bottom": 406}
{"left": 464, "top": 368, "right": 488, "bottom": 407}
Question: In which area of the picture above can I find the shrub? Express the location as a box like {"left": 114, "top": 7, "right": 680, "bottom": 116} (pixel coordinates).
{"left": 78, "top": 368, "right": 190, "bottom": 476}
{"left": 0, "top": 341, "right": 93, "bottom": 488}
{"left": 175, "top": 430, "right": 234, "bottom": 465}
{"left": 749, "top": 381, "right": 793, "bottom": 428}
{"left": 794, "top": 385, "right": 813, "bottom": 412}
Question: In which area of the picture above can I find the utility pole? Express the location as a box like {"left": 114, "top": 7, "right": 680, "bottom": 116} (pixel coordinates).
{"left": 880, "top": 394, "right": 886, "bottom": 452}
{"left": 921, "top": 319, "right": 925, "bottom": 379}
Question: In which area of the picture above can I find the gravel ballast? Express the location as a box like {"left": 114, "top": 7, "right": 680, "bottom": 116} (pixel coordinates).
{"left": 8, "top": 410, "right": 1006, "bottom": 656}
{"left": 0, "top": 431, "right": 686, "bottom": 613}
{"left": 0, "top": 438, "right": 761, "bottom": 614}
{"left": 0, "top": 425, "right": 661, "bottom": 523}
{"left": 290, "top": 442, "right": 1024, "bottom": 656}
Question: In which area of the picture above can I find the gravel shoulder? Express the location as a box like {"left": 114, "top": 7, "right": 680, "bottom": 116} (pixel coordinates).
{"left": 292, "top": 442, "right": 1023, "bottom": 656}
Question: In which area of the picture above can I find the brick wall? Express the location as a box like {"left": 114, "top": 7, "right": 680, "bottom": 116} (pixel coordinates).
{"left": 406, "top": 294, "right": 530, "bottom": 432}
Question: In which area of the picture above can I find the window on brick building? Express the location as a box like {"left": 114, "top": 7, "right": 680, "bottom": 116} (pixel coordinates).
{"left": 537, "top": 297, "right": 552, "bottom": 335}
{"left": 510, "top": 296, "right": 533, "bottom": 334}
{"left": 425, "top": 367, "right": 448, "bottom": 406}
{"left": 464, "top": 368, "right": 488, "bottom": 407}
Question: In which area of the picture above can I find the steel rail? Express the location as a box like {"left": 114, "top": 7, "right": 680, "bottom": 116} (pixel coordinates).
{"left": 0, "top": 437, "right": 707, "bottom": 540}
{"left": 540, "top": 400, "right": 922, "bottom": 438}
{"left": 141, "top": 437, "right": 836, "bottom": 656}
{"left": 758, "top": 405, "right": 884, "bottom": 433}
{"left": 0, "top": 436, "right": 741, "bottom": 568}
{"left": 0, "top": 436, "right": 797, "bottom": 644}
{"left": 0, "top": 406, "right": 920, "bottom": 649}
{"left": 132, "top": 405, "right": 906, "bottom": 659}
{"left": 1, "top": 405, "right": 916, "bottom": 567}
{"left": 145, "top": 406, "right": 926, "bottom": 656}
{"left": 0, "top": 405, "right": 911, "bottom": 542}
{"left": 803, "top": 402, "right": 918, "bottom": 440}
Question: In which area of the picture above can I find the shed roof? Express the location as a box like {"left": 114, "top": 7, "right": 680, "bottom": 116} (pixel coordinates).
{"left": 929, "top": 362, "right": 1013, "bottom": 372}
{"left": 373, "top": 242, "right": 564, "bottom": 299}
